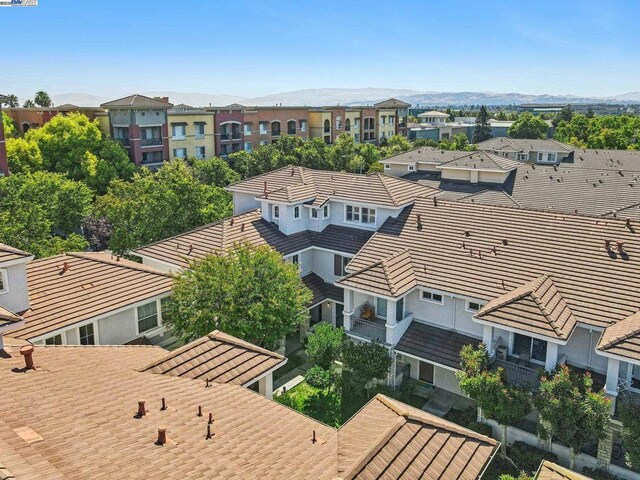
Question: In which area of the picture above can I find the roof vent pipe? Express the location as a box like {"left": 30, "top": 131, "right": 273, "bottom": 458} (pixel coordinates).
{"left": 156, "top": 426, "right": 167, "bottom": 445}
{"left": 137, "top": 400, "right": 147, "bottom": 417}
{"left": 20, "top": 345, "right": 35, "bottom": 370}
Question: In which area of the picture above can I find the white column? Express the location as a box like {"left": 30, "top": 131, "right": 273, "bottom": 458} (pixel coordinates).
{"left": 482, "top": 325, "right": 493, "bottom": 352}
{"left": 386, "top": 299, "right": 397, "bottom": 326}
{"left": 545, "top": 342, "right": 559, "bottom": 372}
{"left": 605, "top": 358, "right": 620, "bottom": 396}
{"left": 258, "top": 373, "right": 274, "bottom": 399}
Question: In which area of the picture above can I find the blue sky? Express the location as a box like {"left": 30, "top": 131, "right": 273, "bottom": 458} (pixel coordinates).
{"left": 3, "top": 0, "right": 640, "bottom": 99}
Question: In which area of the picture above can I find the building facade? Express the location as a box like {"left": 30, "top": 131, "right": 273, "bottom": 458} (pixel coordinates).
{"left": 0, "top": 94, "right": 8, "bottom": 176}
{"left": 167, "top": 105, "right": 216, "bottom": 160}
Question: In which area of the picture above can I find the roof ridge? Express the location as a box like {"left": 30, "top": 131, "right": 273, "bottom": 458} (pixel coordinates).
{"left": 208, "top": 330, "right": 285, "bottom": 359}
{"left": 528, "top": 276, "right": 565, "bottom": 337}
{"left": 600, "top": 312, "right": 640, "bottom": 349}
{"left": 478, "top": 276, "right": 543, "bottom": 315}
{"left": 65, "top": 252, "right": 171, "bottom": 278}
{"left": 377, "top": 173, "right": 398, "bottom": 206}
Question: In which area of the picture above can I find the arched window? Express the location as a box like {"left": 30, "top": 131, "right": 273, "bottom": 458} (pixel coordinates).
{"left": 287, "top": 120, "right": 296, "bottom": 135}
{"left": 22, "top": 123, "right": 31, "bottom": 134}
{"left": 271, "top": 121, "right": 281, "bottom": 137}
{"left": 345, "top": 119, "right": 351, "bottom": 132}
{"left": 324, "top": 119, "right": 330, "bottom": 133}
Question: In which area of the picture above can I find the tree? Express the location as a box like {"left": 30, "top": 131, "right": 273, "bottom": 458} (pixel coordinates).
{"left": 191, "top": 156, "right": 240, "bottom": 186}
{"left": 34, "top": 91, "right": 52, "bottom": 107}
{"left": 2, "top": 112, "right": 17, "bottom": 138}
{"left": 456, "top": 344, "right": 531, "bottom": 454}
{"left": 553, "top": 105, "right": 573, "bottom": 127}
{"left": 329, "top": 134, "right": 357, "bottom": 171}
{"left": 0, "top": 172, "right": 92, "bottom": 257}
{"left": 508, "top": 112, "right": 549, "bottom": 139}
{"left": 4, "top": 94, "right": 19, "bottom": 108}
{"left": 342, "top": 340, "right": 391, "bottom": 396}
{"left": 165, "top": 243, "right": 312, "bottom": 349}
{"left": 535, "top": 365, "right": 611, "bottom": 470}
{"left": 23, "top": 99, "right": 35, "bottom": 108}
{"left": 26, "top": 113, "right": 135, "bottom": 193}
{"left": 94, "top": 159, "right": 232, "bottom": 254}
{"left": 379, "top": 135, "right": 412, "bottom": 158}
{"left": 473, "top": 105, "right": 493, "bottom": 143}
{"left": 6, "top": 138, "right": 44, "bottom": 173}
{"left": 617, "top": 401, "right": 640, "bottom": 471}
{"left": 306, "top": 323, "right": 344, "bottom": 370}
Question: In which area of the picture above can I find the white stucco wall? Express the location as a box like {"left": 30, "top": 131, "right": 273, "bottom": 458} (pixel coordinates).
{"left": 434, "top": 365, "right": 464, "bottom": 396}
{"left": 0, "top": 261, "right": 30, "bottom": 313}
{"left": 405, "top": 290, "right": 483, "bottom": 338}
{"left": 139, "top": 257, "right": 181, "bottom": 274}
{"left": 233, "top": 192, "right": 260, "bottom": 215}
{"left": 559, "top": 326, "right": 607, "bottom": 373}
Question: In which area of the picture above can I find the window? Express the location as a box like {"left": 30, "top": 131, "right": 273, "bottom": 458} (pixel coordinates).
{"left": 310, "top": 208, "right": 318, "bottom": 219}
{"left": 396, "top": 297, "right": 404, "bottom": 322}
{"left": 346, "top": 205, "right": 360, "bottom": 222}
{"left": 259, "top": 122, "right": 268, "bottom": 135}
{"left": 299, "top": 120, "right": 307, "bottom": 132}
{"left": 408, "top": 165, "right": 415, "bottom": 171}
{"left": 142, "top": 151, "right": 164, "bottom": 164}
{"left": 421, "top": 291, "right": 443, "bottom": 304}
{"left": 384, "top": 164, "right": 391, "bottom": 170}
{"left": 380, "top": 116, "right": 386, "bottom": 126}
{"left": 376, "top": 297, "right": 387, "bottom": 318}
{"left": 271, "top": 121, "right": 281, "bottom": 137}
{"left": 137, "top": 301, "right": 159, "bottom": 333}
{"left": 287, "top": 120, "right": 296, "bottom": 135}
{"left": 630, "top": 363, "right": 640, "bottom": 391}
{"left": 334, "top": 254, "right": 350, "bottom": 276}
{"left": 466, "top": 301, "right": 481, "bottom": 312}
{"left": 291, "top": 254, "right": 299, "bottom": 265}
{"left": 345, "top": 119, "right": 351, "bottom": 132}
{"left": 243, "top": 123, "right": 252, "bottom": 135}
{"left": 260, "top": 140, "right": 268, "bottom": 146}
{"left": 324, "top": 119, "right": 330, "bottom": 133}
{"left": 354, "top": 133, "right": 360, "bottom": 142}
{"left": 361, "top": 207, "right": 376, "bottom": 224}
{"left": 194, "top": 123, "right": 205, "bottom": 139}
{"left": 293, "top": 205, "right": 301, "bottom": 220}
{"left": 0, "top": 269, "right": 7, "bottom": 293}
{"left": 537, "top": 152, "right": 557, "bottom": 163}
{"left": 79, "top": 324, "right": 95, "bottom": 345}
{"left": 354, "top": 118, "right": 361, "bottom": 128}
{"left": 45, "top": 334, "right": 62, "bottom": 345}
{"left": 336, "top": 117, "right": 342, "bottom": 130}
{"left": 171, "top": 124, "right": 186, "bottom": 140}
{"left": 173, "top": 148, "right": 187, "bottom": 158}
{"left": 389, "top": 115, "right": 395, "bottom": 125}
{"left": 272, "top": 205, "right": 280, "bottom": 219}
{"left": 195, "top": 146, "right": 206, "bottom": 159}
{"left": 346, "top": 205, "right": 375, "bottom": 224}
{"left": 518, "top": 153, "right": 529, "bottom": 161}
{"left": 512, "top": 333, "right": 547, "bottom": 363}
{"left": 322, "top": 204, "right": 330, "bottom": 219}
{"left": 244, "top": 142, "right": 252, "bottom": 152}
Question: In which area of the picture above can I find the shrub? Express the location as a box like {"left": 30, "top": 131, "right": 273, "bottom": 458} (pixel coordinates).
{"left": 507, "top": 441, "right": 558, "bottom": 475}
{"left": 444, "top": 405, "right": 478, "bottom": 428}
{"left": 305, "top": 366, "right": 331, "bottom": 390}
{"left": 581, "top": 467, "right": 621, "bottom": 480}
{"left": 468, "top": 421, "right": 493, "bottom": 437}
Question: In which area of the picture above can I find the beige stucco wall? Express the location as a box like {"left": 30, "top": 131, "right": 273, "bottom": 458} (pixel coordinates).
{"left": 168, "top": 112, "right": 216, "bottom": 160}
{"left": 377, "top": 108, "right": 396, "bottom": 139}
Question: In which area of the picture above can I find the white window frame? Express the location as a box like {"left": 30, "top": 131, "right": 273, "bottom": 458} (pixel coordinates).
{"left": 0, "top": 268, "right": 8, "bottom": 294}
{"left": 195, "top": 146, "right": 206, "bottom": 159}
{"left": 510, "top": 332, "right": 547, "bottom": 365}
{"left": 408, "top": 165, "right": 415, "bottom": 172}
{"left": 518, "top": 153, "right": 529, "bottom": 161}
{"left": 243, "top": 123, "right": 252, "bottom": 136}
{"left": 272, "top": 205, "right": 280, "bottom": 219}
{"left": 309, "top": 208, "right": 319, "bottom": 219}
{"left": 322, "top": 204, "right": 330, "bottom": 219}
{"left": 293, "top": 205, "right": 301, "bottom": 220}
{"left": 171, "top": 124, "right": 186, "bottom": 140}
{"left": 136, "top": 299, "right": 161, "bottom": 335}
{"left": 384, "top": 164, "right": 391, "bottom": 170}
{"left": 421, "top": 290, "right": 443, "bottom": 305}
{"left": 173, "top": 148, "right": 187, "bottom": 159}
{"left": 466, "top": 301, "right": 482, "bottom": 313}
{"left": 79, "top": 322, "right": 97, "bottom": 346}
{"left": 194, "top": 123, "right": 205, "bottom": 139}
{"left": 291, "top": 254, "right": 300, "bottom": 266}
{"left": 537, "top": 152, "right": 557, "bottom": 163}
{"left": 45, "top": 333, "right": 64, "bottom": 346}
{"left": 345, "top": 205, "right": 360, "bottom": 223}
{"left": 244, "top": 142, "right": 252, "bottom": 152}
{"left": 259, "top": 122, "right": 268, "bottom": 135}
{"left": 627, "top": 363, "right": 640, "bottom": 393}
{"left": 299, "top": 120, "right": 307, "bottom": 132}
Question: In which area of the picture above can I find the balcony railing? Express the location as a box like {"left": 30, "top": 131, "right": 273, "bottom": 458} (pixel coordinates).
{"left": 140, "top": 138, "right": 162, "bottom": 147}
{"left": 232, "top": 132, "right": 241, "bottom": 140}
{"left": 349, "top": 316, "right": 386, "bottom": 343}
{"left": 115, "top": 138, "right": 130, "bottom": 147}
{"left": 271, "top": 131, "right": 281, "bottom": 137}
{"left": 221, "top": 133, "right": 230, "bottom": 141}
{"left": 494, "top": 357, "right": 541, "bottom": 388}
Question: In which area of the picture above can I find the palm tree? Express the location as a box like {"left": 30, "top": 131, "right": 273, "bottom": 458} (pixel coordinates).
{"left": 5, "top": 94, "right": 19, "bottom": 107}
{"left": 34, "top": 91, "right": 52, "bottom": 107}
{"left": 23, "top": 99, "right": 35, "bottom": 108}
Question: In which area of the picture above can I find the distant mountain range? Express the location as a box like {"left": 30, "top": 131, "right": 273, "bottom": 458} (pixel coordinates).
{"left": 49, "top": 88, "right": 640, "bottom": 109}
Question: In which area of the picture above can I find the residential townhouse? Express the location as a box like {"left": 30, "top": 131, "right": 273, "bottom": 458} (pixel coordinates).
{"left": 0, "top": 94, "right": 7, "bottom": 176}
{"left": 0, "top": 342, "right": 498, "bottom": 479}
{"left": 476, "top": 137, "right": 573, "bottom": 163}
{"left": 99, "top": 94, "right": 173, "bottom": 167}
{"left": 167, "top": 104, "right": 216, "bottom": 160}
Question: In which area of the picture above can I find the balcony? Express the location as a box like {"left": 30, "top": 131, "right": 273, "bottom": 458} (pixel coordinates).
{"left": 221, "top": 133, "right": 230, "bottom": 141}
{"left": 115, "top": 137, "right": 130, "bottom": 147}
{"left": 493, "top": 357, "right": 542, "bottom": 389}
{"left": 350, "top": 316, "right": 387, "bottom": 343}
{"left": 232, "top": 132, "right": 241, "bottom": 140}
{"left": 140, "top": 138, "right": 162, "bottom": 147}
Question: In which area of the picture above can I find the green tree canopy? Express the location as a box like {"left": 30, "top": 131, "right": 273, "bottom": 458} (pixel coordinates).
{"left": 94, "top": 159, "right": 232, "bottom": 254}
{"left": 472, "top": 105, "right": 492, "bottom": 143}
{"left": 342, "top": 340, "right": 391, "bottom": 395}
{"left": 0, "top": 171, "right": 92, "bottom": 257}
{"left": 26, "top": 113, "right": 136, "bottom": 193}
{"left": 306, "top": 323, "right": 344, "bottom": 370}
{"left": 508, "top": 112, "right": 549, "bottom": 139}
{"left": 23, "top": 99, "right": 35, "bottom": 108}
{"left": 619, "top": 401, "right": 640, "bottom": 472}
{"left": 5, "top": 94, "right": 19, "bottom": 108}
{"left": 555, "top": 113, "right": 640, "bottom": 150}
{"left": 535, "top": 365, "right": 611, "bottom": 470}
{"left": 191, "top": 156, "right": 240, "bottom": 186}
{"left": 6, "top": 138, "right": 44, "bottom": 174}
{"left": 2, "top": 112, "right": 17, "bottom": 138}
{"left": 34, "top": 91, "right": 52, "bottom": 107}
{"left": 165, "top": 243, "right": 312, "bottom": 349}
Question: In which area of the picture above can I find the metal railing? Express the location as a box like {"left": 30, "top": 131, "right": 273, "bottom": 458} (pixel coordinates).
{"left": 350, "top": 317, "right": 386, "bottom": 342}
{"left": 232, "top": 132, "right": 242, "bottom": 140}
{"left": 140, "top": 138, "right": 162, "bottom": 147}
{"left": 494, "top": 357, "right": 541, "bottom": 388}
{"left": 115, "top": 137, "right": 130, "bottom": 147}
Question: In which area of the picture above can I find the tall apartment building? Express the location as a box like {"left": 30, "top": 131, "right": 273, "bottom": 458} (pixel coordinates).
{"left": 167, "top": 104, "right": 216, "bottom": 160}
{"left": 0, "top": 94, "right": 8, "bottom": 176}
{"left": 100, "top": 94, "right": 173, "bottom": 167}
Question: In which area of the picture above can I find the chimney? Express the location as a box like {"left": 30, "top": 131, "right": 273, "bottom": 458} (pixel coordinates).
{"left": 156, "top": 426, "right": 167, "bottom": 445}
{"left": 20, "top": 345, "right": 35, "bottom": 369}
{"left": 61, "top": 262, "right": 70, "bottom": 273}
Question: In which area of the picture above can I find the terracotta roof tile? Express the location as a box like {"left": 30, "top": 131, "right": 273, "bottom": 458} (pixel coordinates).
{"left": 100, "top": 94, "right": 173, "bottom": 109}
{"left": 535, "top": 460, "right": 591, "bottom": 479}
{"left": 0, "top": 243, "right": 31, "bottom": 264}
{"left": 476, "top": 138, "right": 573, "bottom": 154}
{"left": 10, "top": 252, "right": 173, "bottom": 340}
{"left": 139, "top": 330, "right": 286, "bottom": 386}
{"left": 382, "top": 147, "right": 469, "bottom": 166}
{"left": 477, "top": 275, "right": 578, "bottom": 340}
{"left": 338, "top": 249, "right": 416, "bottom": 297}
{"left": 438, "top": 151, "right": 521, "bottom": 172}
{"left": 597, "top": 311, "right": 640, "bottom": 360}
{"left": 302, "top": 273, "right": 344, "bottom": 306}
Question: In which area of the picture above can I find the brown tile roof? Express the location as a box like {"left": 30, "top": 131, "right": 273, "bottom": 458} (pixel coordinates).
{"left": 339, "top": 395, "right": 498, "bottom": 480}
{"left": 438, "top": 151, "right": 522, "bottom": 172}
{"left": 535, "top": 460, "right": 591, "bottom": 480}
{"left": 373, "top": 98, "right": 411, "bottom": 108}
{"left": 0, "top": 345, "right": 499, "bottom": 479}
{"left": 477, "top": 275, "right": 578, "bottom": 340}
{"left": 597, "top": 311, "right": 640, "bottom": 360}
{"left": 134, "top": 209, "right": 373, "bottom": 269}
{"left": 11, "top": 252, "right": 173, "bottom": 340}
{"left": 100, "top": 94, "right": 173, "bottom": 109}
{"left": 476, "top": 138, "right": 573, "bottom": 154}
{"left": 343, "top": 198, "right": 640, "bottom": 338}
{"left": 0, "top": 243, "right": 31, "bottom": 264}
{"left": 568, "top": 148, "right": 640, "bottom": 171}
{"left": 396, "top": 322, "right": 482, "bottom": 369}
{"left": 382, "top": 147, "right": 469, "bottom": 166}
{"left": 227, "top": 166, "right": 439, "bottom": 207}
{"left": 338, "top": 249, "right": 416, "bottom": 298}
{"left": 139, "top": 330, "right": 286, "bottom": 386}
{"left": 0, "top": 306, "right": 22, "bottom": 328}
{"left": 302, "top": 273, "right": 344, "bottom": 306}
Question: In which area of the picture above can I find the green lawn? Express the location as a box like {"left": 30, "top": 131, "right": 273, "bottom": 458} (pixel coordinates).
{"left": 276, "top": 381, "right": 344, "bottom": 427}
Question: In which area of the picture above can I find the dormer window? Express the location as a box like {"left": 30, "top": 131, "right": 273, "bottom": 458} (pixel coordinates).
{"left": 408, "top": 165, "right": 415, "bottom": 171}
{"left": 272, "top": 205, "right": 280, "bottom": 219}
{"left": 310, "top": 208, "right": 318, "bottom": 219}
{"left": 293, "top": 205, "right": 301, "bottom": 220}
{"left": 345, "top": 205, "right": 376, "bottom": 225}
{"left": 466, "top": 301, "right": 482, "bottom": 313}
{"left": 0, "top": 269, "right": 7, "bottom": 294}
{"left": 322, "top": 205, "right": 330, "bottom": 219}
{"left": 384, "top": 164, "right": 391, "bottom": 170}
